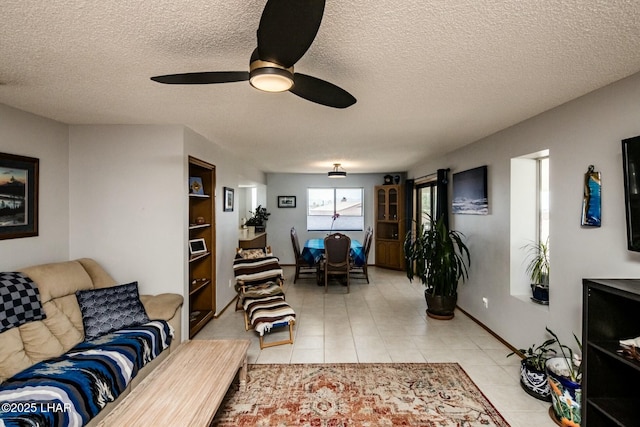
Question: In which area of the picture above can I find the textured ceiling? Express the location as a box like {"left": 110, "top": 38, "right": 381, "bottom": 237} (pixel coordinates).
{"left": 1, "top": 0, "right": 640, "bottom": 174}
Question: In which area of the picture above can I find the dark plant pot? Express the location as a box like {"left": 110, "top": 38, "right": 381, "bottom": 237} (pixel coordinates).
{"left": 424, "top": 292, "right": 456, "bottom": 320}
{"left": 546, "top": 357, "right": 581, "bottom": 426}
{"left": 519, "top": 359, "right": 551, "bottom": 401}
{"left": 530, "top": 284, "right": 549, "bottom": 305}
{"left": 255, "top": 225, "right": 266, "bottom": 232}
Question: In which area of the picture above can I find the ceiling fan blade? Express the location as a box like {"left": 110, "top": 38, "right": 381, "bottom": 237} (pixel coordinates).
{"left": 257, "top": 0, "right": 325, "bottom": 67}
{"left": 290, "top": 73, "right": 356, "bottom": 109}
{"left": 150, "top": 71, "right": 249, "bottom": 84}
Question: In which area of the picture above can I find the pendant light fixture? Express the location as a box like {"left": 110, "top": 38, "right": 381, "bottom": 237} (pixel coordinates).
{"left": 328, "top": 163, "right": 347, "bottom": 178}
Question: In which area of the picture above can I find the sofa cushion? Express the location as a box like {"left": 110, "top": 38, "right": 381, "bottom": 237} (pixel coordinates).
{"left": 139, "top": 293, "right": 184, "bottom": 321}
{"left": 0, "top": 272, "right": 46, "bottom": 333}
{"left": 76, "top": 282, "right": 149, "bottom": 340}
{"left": 20, "top": 260, "right": 97, "bottom": 305}
{"left": 0, "top": 320, "right": 173, "bottom": 426}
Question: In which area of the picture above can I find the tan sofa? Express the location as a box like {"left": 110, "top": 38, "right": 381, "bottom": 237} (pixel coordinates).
{"left": 0, "top": 258, "right": 183, "bottom": 426}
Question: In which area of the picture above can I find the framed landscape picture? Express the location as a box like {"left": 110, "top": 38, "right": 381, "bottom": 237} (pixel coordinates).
{"left": 278, "top": 195, "right": 296, "bottom": 208}
{"left": 452, "top": 165, "right": 488, "bottom": 215}
{"left": 0, "top": 153, "right": 39, "bottom": 240}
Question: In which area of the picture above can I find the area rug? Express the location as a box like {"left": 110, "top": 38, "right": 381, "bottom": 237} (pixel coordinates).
{"left": 211, "top": 363, "right": 510, "bottom": 426}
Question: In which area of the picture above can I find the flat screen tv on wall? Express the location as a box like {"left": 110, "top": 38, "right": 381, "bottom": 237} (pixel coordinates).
{"left": 622, "top": 136, "right": 640, "bottom": 252}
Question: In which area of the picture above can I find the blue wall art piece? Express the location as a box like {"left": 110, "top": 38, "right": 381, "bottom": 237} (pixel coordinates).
{"left": 581, "top": 165, "right": 601, "bottom": 227}
{"left": 452, "top": 165, "right": 488, "bottom": 215}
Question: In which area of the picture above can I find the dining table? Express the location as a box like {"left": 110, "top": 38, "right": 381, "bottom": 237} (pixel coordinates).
{"left": 301, "top": 238, "right": 365, "bottom": 266}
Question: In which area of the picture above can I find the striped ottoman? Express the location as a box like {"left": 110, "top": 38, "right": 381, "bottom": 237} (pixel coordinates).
{"left": 243, "top": 295, "right": 295, "bottom": 349}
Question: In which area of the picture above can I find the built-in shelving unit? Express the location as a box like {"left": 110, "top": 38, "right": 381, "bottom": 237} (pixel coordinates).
{"left": 188, "top": 156, "right": 216, "bottom": 338}
{"left": 374, "top": 184, "right": 405, "bottom": 270}
{"left": 582, "top": 278, "right": 640, "bottom": 426}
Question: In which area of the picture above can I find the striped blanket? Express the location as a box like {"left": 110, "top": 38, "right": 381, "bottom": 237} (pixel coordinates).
{"left": 233, "top": 256, "right": 283, "bottom": 291}
{"left": 243, "top": 295, "right": 295, "bottom": 336}
{"left": 0, "top": 320, "right": 173, "bottom": 427}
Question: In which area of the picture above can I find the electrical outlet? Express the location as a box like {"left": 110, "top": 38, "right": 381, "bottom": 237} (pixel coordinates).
{"left": 482, "top": 297, "right": 489, "bottom": 308}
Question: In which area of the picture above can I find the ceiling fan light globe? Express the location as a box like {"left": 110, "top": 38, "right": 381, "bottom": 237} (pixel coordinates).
{"left": 249, "top": 60, "right": 294, "bottom": 92}
{"left": 250, "top": 73, "right": 293, "bottom": 92}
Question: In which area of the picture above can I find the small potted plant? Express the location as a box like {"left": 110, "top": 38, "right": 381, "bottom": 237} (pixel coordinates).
{"left": 404, "top": 214, "right": 470, "bottom": 319}
{"left": 545, "top": 327, "right": 582, "bottom": 426}
{"left": 507, "top": 339, "right": 556, "bottom": 401}
{"left": 245, "top": 205, "right": 270, "bottom": 232}
{"left": 523, "top": 238, "right": 550, "bottom": 304}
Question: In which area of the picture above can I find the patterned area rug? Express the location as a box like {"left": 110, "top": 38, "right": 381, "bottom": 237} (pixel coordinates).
{"left": 211, "top": 363, "right": 510, "bottom": 426}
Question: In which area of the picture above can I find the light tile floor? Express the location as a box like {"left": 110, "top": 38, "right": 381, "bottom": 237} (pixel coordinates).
{"left": 195, "top": 266, "right": 555, "bottom": 426}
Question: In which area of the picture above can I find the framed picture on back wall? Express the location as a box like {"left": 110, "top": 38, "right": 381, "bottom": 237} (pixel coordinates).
{"left": 278, "top": 196, "right": 296, "bottom": 208}
{"left": 0, "top": 152, "right": 39, "bottom": 240}
{"left": 223, "top": 187, "right": 234, "bottom": 212}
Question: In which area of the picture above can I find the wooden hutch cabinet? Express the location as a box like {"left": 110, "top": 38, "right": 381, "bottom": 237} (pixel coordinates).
{"left": 582, "top": 278, "right": 640, "bottom": 426}
{"left": 188, "top": 156, "right": 216, "bottom": 338}
{"left": 374, "top": 184, "right": 405, "bottom": 270}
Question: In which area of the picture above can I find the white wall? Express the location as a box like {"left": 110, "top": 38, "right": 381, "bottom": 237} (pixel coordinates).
{"left": 265, "top": 172, "right": 403, "bottom": 264}
{"left": 68, "top": 125, "right": 186, "bottom": 296}
{"left": 0, "top": 105, "right": 70, "bottom": 270}
{"left": 67, "top": 125, "right": 265, "bottom": 340}
{"left": 408, "top": 71, "right": 640, "bottom": 349}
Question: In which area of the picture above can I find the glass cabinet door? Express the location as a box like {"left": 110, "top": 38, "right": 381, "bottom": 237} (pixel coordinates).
{"left": 388, "top": 188, "right": 398, "bottom": 220}
{"left": 377, "top": 188, "right": 386, "bottom": 220}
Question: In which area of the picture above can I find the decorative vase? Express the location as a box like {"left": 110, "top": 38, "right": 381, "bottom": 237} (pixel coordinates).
{"left": 519, "top": 360, "right": 551, "bottom": 401}
{"left": 546, "top": 357, "right": 581, "bottom": 426}
{"left": 424, "top": 292, "right": 457, "bottom": 319}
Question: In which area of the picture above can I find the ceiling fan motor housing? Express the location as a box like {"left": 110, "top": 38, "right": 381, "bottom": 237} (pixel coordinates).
{"left": 249, "top": 57, "right": 294, "bottom": 92}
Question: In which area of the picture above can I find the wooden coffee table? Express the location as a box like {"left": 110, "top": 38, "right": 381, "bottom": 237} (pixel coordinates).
{"left": 97, "top": 339, "right": 250, "bottom": 426}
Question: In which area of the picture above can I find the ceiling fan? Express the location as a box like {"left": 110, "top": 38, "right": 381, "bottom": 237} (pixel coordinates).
{"left": 150, "top": 0, "right": 356, "bottom": 109}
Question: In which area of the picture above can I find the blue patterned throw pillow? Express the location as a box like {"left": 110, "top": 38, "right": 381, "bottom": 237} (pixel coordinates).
{"left": 76, "top": 281, "right": 149, "bottom": 340}
{"left": 0, "top": 272, "right": 46, "bottom": 333}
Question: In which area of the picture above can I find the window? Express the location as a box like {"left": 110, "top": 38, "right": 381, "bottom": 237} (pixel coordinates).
{"left": 510, "top": 150, "right": 550, "bottom": 299}
{"left": 416, "top": 179, "right": 437, "bottom": 230}
{"left": 538, "top": 156, "right": 549, "bottom": 245}
{"left": 307, "top": 188, "right": 364, "bottom": 231}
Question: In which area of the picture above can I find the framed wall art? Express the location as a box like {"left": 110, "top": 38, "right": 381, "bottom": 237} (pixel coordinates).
{"left": 188, "top": 238, "right": 207, "bottom": 255}
{"left": 581, "top": 165, "right": 601, "bottom": 227}
{"left": 278, "top": 195, "right": 296, "bottom": 208}
{"left": 0, "top": 153, "right": 39, "bottom": 240}
{"left": 452, "top": 165, "right": 488, "bottom": 215}
{"left": 223, "top": 187, "right": 234, "bottom": 212}
{"left": 188, "top": 177, "right": 204, "bottom": 195}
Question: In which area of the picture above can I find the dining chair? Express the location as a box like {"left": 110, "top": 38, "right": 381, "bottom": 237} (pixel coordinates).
{"left": 350, "top": 227, "right": 372, "bottom": 283}
{"left": 290, "top": 227, "right": 318, "bottom": 283}
{"left": 323, "top": 232, "right": 351, "bottom": 293}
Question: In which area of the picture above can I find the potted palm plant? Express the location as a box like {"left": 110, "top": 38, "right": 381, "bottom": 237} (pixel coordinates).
{"left": 523, "top": 238, "right": 550, "bottom": 304}
{"left": 507, "top": 339, "right": 556, "bottom": 401}
{"left": 404, "top": 214, "right": 470, "bottom": 319}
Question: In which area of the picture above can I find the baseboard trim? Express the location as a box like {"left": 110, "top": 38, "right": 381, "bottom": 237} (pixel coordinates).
{"left": 455, "top": 305, "right": 522, "bottom": 358}
{"left": 215, "top": 296, "right": 237, "bottom": 318}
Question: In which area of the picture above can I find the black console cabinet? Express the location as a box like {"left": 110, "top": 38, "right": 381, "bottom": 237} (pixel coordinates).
{"left": 582, "top": 278, "right": 640, "bottom": 426}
